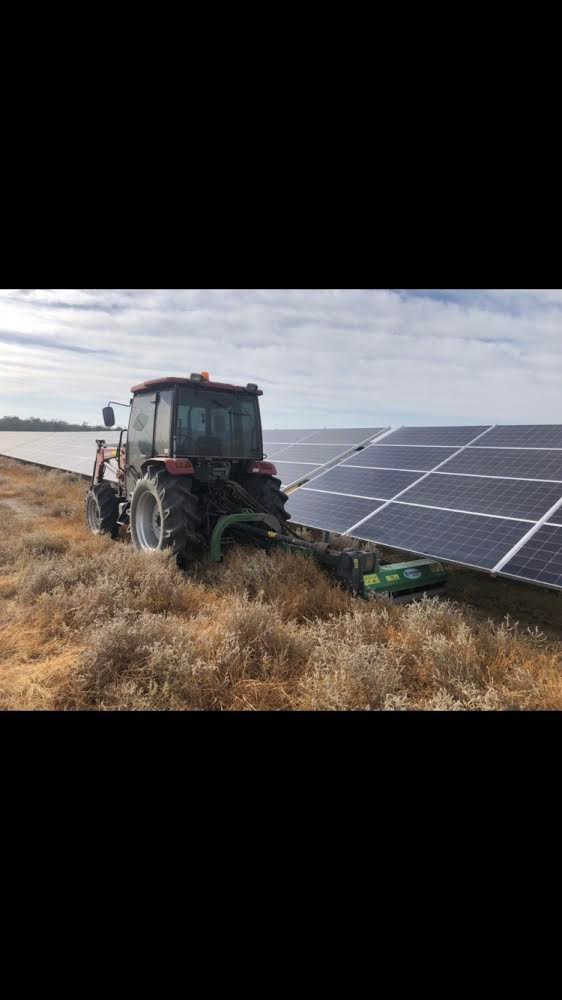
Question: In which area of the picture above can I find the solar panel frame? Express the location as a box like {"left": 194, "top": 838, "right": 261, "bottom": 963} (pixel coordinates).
{"left": 0, "top": 431, "right": 61, "bottom": 450}
{"left": 270, "top": 462, "right": 321, "bottom": 488}
{"left": 342, "top": 445, "right": 459, "bottom": 472}
{"left": 380, "top": 426, "right": 492, "bottom": 447}
{"left": 500, "top": 524, "right": 562, "bottom": 589}
{"left": 438, "top": 447, "right": 562, "bottom": 482}
{"left": 476, "top": 425, "right": 562, "bottom": 449}
{"left": 262, "top": 442, "right": 301, "bottom": 458}
{"left": 303, "top": 466, "right": 422, "bottom": 500}
{"left": 285, "top": 488, "right": 384, "bottom": 535}
{"left": 265, "top": 428, "right": 389, "bottom": 489}
{"left": 270, "top": 443, "right": 358, "bottom": 464}
{"left": 0, "top": 431, "right": 120, "bottom": 481}
{"left": 303, "top": 428, "right": 386, "bottom": 445}
{"left": 399, "top": 472, "right": 562, "bottom": 523}
{"left": 353, "top": 503, "right": 532, "bottom": 571}
{"left": 261, "top": 429, "right": 318, "bottom": 442}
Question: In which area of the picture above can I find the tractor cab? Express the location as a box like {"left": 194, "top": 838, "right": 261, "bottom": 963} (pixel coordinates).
{"left": 125, "top": 373, "right": 263, "bottom": 490}
{"left": 101, "top": 372, "right": 265, "bottom": 488}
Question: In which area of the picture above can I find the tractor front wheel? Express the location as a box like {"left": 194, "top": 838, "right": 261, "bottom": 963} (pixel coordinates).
{"left": 129, "top": 467, "right": 203, "bottom": 562}
{"left": 85, "top": 483, "right": 119, "bottom": 538}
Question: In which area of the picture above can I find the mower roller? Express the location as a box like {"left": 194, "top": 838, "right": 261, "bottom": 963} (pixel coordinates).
{"left": 85, "top": 372, "right": 447, "bottom": 601}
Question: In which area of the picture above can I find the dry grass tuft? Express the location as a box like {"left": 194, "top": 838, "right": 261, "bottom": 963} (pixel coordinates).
{"left": 19, "top": 531, "right": 70, "bottom": 557}
{"left": 197, "top": 546, "right": 355, "bottom": 621}
{"left": 1, "top": 455, "right": 562, "bottom": 710}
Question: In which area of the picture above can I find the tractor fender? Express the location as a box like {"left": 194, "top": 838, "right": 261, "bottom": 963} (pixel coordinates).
{"left": 141, "top": 458, "right": 195, "bottom": 476}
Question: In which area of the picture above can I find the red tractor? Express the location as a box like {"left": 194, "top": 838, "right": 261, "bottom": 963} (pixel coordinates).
{"left": 85, "top": 372, "right": 290, "bottom": 562}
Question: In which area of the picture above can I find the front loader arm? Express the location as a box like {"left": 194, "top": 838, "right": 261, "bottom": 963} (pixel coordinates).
{"left": 92, "top": 438, "right": 125, "bottom": 487}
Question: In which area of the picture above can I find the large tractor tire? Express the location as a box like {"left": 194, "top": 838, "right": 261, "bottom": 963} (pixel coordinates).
{"left": 129, "top": 466, "right": 203, "bottom": 561}
{"left": 85, "top": 483, "right": 119, "bottom": 538}
{"left": 238, "top": 473, "right": 291, "bottom": 530}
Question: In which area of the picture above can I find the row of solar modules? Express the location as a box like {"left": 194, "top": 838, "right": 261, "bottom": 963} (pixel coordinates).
{"left": 0, "top": 431, "right": 119, "bottom": 481}
{"left": 3, "top": 425, "right": 562, "bottom": 593}
{"left": 263, "top": 427, "right": 387, "bottom": 487}
{"left": 285, "top": 425, "right": 562, "bottom": 592}
{"left": 0, "top": 428, "right": 386, "bottom": 489}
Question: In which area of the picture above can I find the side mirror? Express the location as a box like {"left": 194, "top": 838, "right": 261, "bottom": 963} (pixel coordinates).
{"left": 102, "top": 406, "right": 115, "bottom": 428}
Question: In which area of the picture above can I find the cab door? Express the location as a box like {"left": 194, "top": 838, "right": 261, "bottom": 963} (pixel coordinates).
{"left": 126, "top": 389, "right": 173, "bottom": 494}
{"left": 126, "top": 391, "right": 157, "bottom": 494}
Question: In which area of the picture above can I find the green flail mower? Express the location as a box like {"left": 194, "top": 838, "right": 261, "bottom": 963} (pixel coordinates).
{"left": 210, "top": 512, "right": 447, "bottom": 602}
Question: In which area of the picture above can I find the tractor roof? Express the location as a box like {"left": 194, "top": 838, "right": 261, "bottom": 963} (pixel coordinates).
{"left": 130, "top": 376, "right": 262, "bottom": 396}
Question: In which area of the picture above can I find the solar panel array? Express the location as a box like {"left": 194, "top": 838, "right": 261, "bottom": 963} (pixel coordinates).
{"left": 5, "top": 423, "right": 562, "bottom": 592}
{"left": 286, "top": 425, "right": 562, "bottom": 592}
{"left": 0, "top": 427, "right": 387, "bottom": 490}
{"left": 262, "top": 428, "right": 388, "bottom": 488}
{"left": 0, "top": 431, "right": 120, "bottom": 481}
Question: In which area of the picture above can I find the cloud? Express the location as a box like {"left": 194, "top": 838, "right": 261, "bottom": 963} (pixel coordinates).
{"left": 0, "top": 289, "right": 561, "bottom": 427}
{"left": 0, "top": 330, "right": 114, "bottom": 355}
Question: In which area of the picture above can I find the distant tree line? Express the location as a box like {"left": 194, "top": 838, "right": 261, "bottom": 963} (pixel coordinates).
{"left": 0, "top": 416, "right": 123, "bottom": 432}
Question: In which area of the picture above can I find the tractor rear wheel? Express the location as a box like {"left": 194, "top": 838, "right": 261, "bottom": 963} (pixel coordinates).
{"left": 85, "top": 483, "right": 119, "bottom": 538}
{"left": 238, "top": 474, "right": 291, "bottom": 530}
{"left": 130, "top": 466, "right": 203, "bottom": 561}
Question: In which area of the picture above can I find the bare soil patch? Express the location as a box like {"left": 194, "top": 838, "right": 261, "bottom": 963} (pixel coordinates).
{"left": 0, "top": 497, "right": 40, "bottom": 518}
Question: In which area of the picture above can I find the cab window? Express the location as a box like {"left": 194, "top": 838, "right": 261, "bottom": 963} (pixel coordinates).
{"left": 176, "top": 387, "right": 260, "bottom": 458}
{"left": 153, "top": 390, "right": 172, "bottom": 456}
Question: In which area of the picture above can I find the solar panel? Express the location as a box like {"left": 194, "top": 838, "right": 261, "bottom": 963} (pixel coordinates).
{"left": 478, "top": 425, "right": 562, "bottom": 449}
{"left": 440, "top": 447, "right": 562, "bottom": 481}
{"left": 501, "top": 525, "right": 562, "bottom": 587}
{"left": 0, "top": 431, "right": 58, "bottom": 450}
{"left": 262, "top": 429, "right": 318, "bottom": 442}
{"left": 402, "top": 473, "right": 562, "bottom": 522}
{"left": 305, "top": 466, "right": 420, "bottom": 500}
{"left": 381, "top": 426, "right": 491, "bottom": 446}
{"left": 0, "top": 431, "right": 119, "bottom": 481}
{"left": 304, "top": 428, "right": 388, "bottom": 445}
{"left": 342, "top": 445, "right": 458, "bottom": 471}
{"left": 267, "top": 462, "right": 320, "bottom": 488}
{"left": 353, "top": 504, "right": 531, "bottom": 571}
{"left": 284, "top": 488, "right": 383, "bottom": 535}
{"left": 262, "top": 442, "right": 299, "bottom": 458}
{"left": 271, "top": 444, "right": 355, "bottom": 464}
{"left": 262, "top": 428, "right": 388, "bottom": 488}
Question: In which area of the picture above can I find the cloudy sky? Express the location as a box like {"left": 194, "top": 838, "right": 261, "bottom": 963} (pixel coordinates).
{"left": 1, "top": 288, "right": 561, "bottom": 428}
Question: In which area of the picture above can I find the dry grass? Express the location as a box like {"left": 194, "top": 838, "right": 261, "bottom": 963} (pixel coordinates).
{"left": 1, "top": 455, "right": 562, "bottom": 711}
